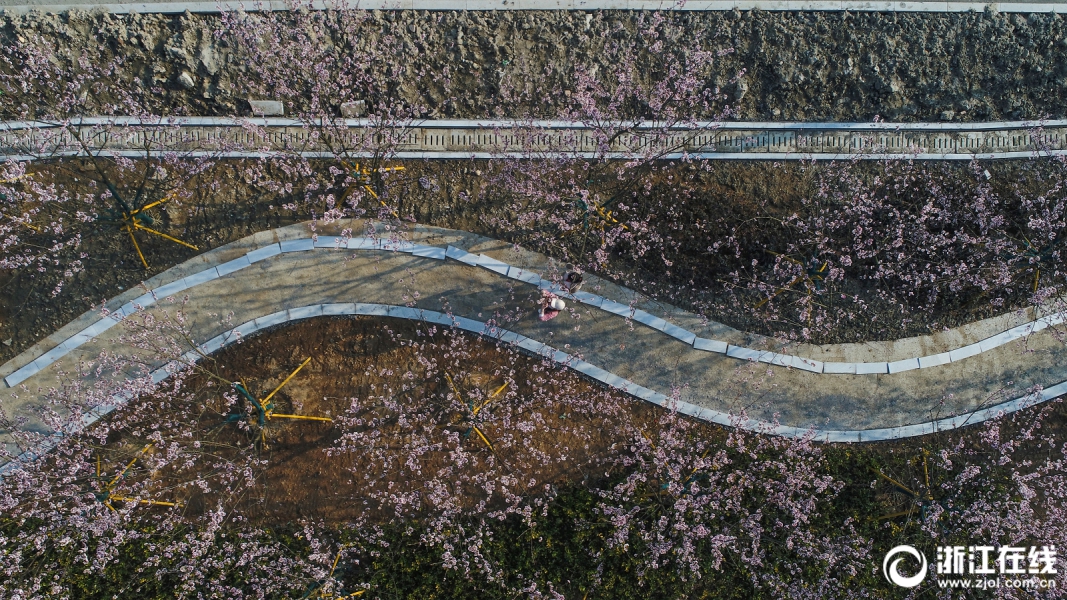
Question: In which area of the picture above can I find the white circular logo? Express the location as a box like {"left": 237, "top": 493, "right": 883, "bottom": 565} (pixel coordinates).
{"left": 883, "top": 545, "right": 928, "bottom": 588}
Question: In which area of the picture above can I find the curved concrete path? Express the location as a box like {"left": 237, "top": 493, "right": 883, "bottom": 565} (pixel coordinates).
{"left": 2, "top": 220, "right": 1065, "bottom": 467}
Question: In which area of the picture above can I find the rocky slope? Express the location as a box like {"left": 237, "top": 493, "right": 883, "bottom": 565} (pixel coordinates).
{"left": 2, "top": 8, "right": 1066, "bottom": 121}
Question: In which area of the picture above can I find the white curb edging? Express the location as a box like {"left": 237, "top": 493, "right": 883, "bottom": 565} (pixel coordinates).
{"left": 6, "top": 236, "right": 1064, "bottom": 388}
{"left": 4, "top": 299, "right": 1064, "bottom": 476}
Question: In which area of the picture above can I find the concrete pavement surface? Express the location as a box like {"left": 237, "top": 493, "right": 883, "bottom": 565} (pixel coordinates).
{"left": 1, "top": 221, "right": 1064, "bottom": 465}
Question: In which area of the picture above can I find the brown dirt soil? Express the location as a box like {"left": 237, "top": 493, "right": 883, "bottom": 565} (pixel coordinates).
{"left": 390, "top": 157, "right": 1064, "bottom": 343}
{"left": 134, "top": 316, "right": 663, "bottom": 526}
{"left": 80, "top": 315, "right": 1067, "bottom": 533}
{"left": 3, "top": 157, "right": 1063, "bottom": 368}
{"left": 0, "top": 158, "right": 306, "bottom": 364}
{"left": 5, "top": 10, "right": 1067, "bottom": 122}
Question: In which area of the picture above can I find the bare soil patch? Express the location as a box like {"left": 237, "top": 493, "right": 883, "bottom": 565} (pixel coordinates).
{"left": 86, "top": 315, "right": 1067, "bottom": 533}
{"left": 125, "top": 315, "right": 660, "bottom": 526}
{"left": 0, "top": 158, "right": 305, "bottom": 363}
{"left": 4, "top": 157, "right": 1064, "bottom": 368}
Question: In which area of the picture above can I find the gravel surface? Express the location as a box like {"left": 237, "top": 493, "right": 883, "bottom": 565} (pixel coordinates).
{"left": 3, "top": 8, "right": 1067, "bottom": 121}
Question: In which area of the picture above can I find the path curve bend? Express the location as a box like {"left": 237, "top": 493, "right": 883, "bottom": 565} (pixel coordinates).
{"left": 2, "top": 221, "right": 1065, "bottom": 467}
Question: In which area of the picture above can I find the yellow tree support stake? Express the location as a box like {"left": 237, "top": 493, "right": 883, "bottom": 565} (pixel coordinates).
{"left": 243, "top": 358, "right": 333, "bottom": 431}
{"left": 339, "top": 161, "right": 404, "bottom": 218}
{"left": 0, "top": 173, "right": 33, "bottom": 185}
{"left": 120, "top": 191, "right": 199, "bottom": 269}
{"left": 259, "top": 358, "right": 332, "bottom": 422}
{"left": 873, "top": 450, "right": 936, "bottom": 521}
{"left": 125, "top": 224, "right": 149, "bottom": 270}
{"left": 261, "top": 357, "right": 313, "bottom": 407}
{"left": 592, "top": 201, "right": 629, "bottom": 231}
{"left": 472, "top": 381, "right": 508, "bottom": 417}
{"left": 445, "top": 375, "right": 507, "bottom": 453}
{"left": 304, "top": 547, "right": 367, "bottom": 599}
{"left": 133, "top": 222, "right": 199, "bottom": 250}
{"left": 95, "top": 445, "right": 179, "bottom": 510}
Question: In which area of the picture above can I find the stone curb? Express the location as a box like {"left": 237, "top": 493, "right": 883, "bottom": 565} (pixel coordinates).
{"left": 12, "top": 149, "right": 1067, "bottom": 161}
{"left": 9, "top": 117, "right": 1067, "bottom": 130}
{"left": 6, "top": 298, "right": 1065, "bottom": 475}
{"left": 6, "top": 117, "right": 1067, "bottom": 162}
{"left": 7, "top": 235, "right": 1065, "bottom": 389}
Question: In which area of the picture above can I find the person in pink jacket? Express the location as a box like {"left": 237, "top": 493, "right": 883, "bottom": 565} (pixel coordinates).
{"left": 538, "top": 291, "right": 566, "bottom": 321}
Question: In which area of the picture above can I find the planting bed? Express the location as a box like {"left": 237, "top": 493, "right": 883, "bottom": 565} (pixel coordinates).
{"left": 140, "top": 315, "right": 1067, "bottom": 525}
{"left": 3, "top": 4, "right": 1067, "bottom": 597}
{"left": 0, "top": 159, "right": 304, "bottom": 363}
{"left": 5, "top": 314, "right": 1060, "bottom": 597}
{"left": 146, "top": 315, "right": 660, "bottom": 525}
{"left": 3, "top": 155, "right": 1066, "bottom": 369}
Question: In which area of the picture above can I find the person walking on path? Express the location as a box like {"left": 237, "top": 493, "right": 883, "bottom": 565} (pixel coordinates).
{"left": 538, "top": 290, "right": 566, "bottom": 321}
{"left": 563, "top": 267, "right": 584, "bottom": 293}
